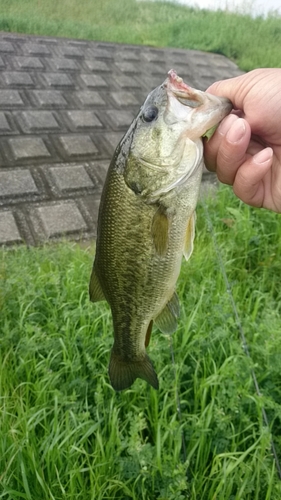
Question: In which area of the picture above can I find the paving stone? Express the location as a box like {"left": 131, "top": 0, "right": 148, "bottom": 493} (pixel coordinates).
{"left": 103, "top": 132, "right": 124, "bottom": 154}
{"left": 42, "top": 73, "right": 74, "bottom": 87}
{"left": 98, "top": 43, "right": 115, "bottom": 50}
{"left": 114, "top": 61, "right": 139, "bottom": 73}
{"left": 142, "top": 51, "right": 165, "bottom": 62}
{"left": 67, "top": 111, "right": 103, "bottom": 129}
{"left": 32, "top": 90, "right": 68, "bottom": 107}
{"left": 69, "top": 41, "right": 88, "bottom": 47}
{"left": 2, "top": 35, "right": 27, "bottom": 43}
{"left": 106, "top": 110, "right": 134, "bottom": 128}
{"left": 49, "top": 165, "right": 94, "bottom": 190}
{"left": 0, "top": 113, "right": 11, "bottom": 132}
{"left": 22, "top": 43, "right": 51, "bottom": 55}
{"left": 90, "top": 48, "right": 114, "bottom": 59}
{"left": 117, "top": 50, "right": 140, "bottom": 61}
{"left": 193, "top": 58, "right": 209, "bottom": 70}
{"left": 150, "top": 64, "right": 167, "bottom": 75}
{"left": 211, "top": 56, "right": 238, "bottom": 69}
{"left": 197, "top": 68, "right": 215, "bottom": 79}
{"left": 35, "top": 38, "right": 59, "bottom": 45}
{"left": 169, "top": 50, "right": 191, "bottom": 63}
{"left": 36, "top": 202, "right": 87, "bottom": 237}
{"left": 0, "top": 42, "right": 14, "bottom": 53}
{"left": 80, "top": 74, "right": 108, "bottom": 88}
{"left": 0, "top": 170, "right": 38, "bottom": 197}
{"left": 59, "top": 135, "right": 98, "bottom": 156}
{"left": 0, "top": 211, "right": 22, "bottom": 244}
{"left": 20, "top": 111, "right": 60, "bottom": 131}
{"left": 110, "top": 91, "right": 139, "bottom": 107}
{"left": 0, "top": 90, "right": 24, "bottom": 107}
{"left": 84, "top": 60, "right": 110, "bottom": 72}
{"left": 9, "top": 137, "right": 51, "bottom": 160}
{"left": 141, "top": 75, "right": 163, "bottom": 90}
{"left": 3, "top": 72, "right": 34, "bottom": 86}
{"left": 74, "top": 90, "right": 106, "bottom": 106}
{"left": 13, "top": 56, "right": 44, "bottom": 69}
{"left": 51, "top": 57, "right": 79, "bottom": 71}
{"left": 58, "top": 46, "right": 84, "bottom": 58}
{"left": 115, "top": 75, "right": 140, "bottom": 88}
{"left": 88, "top": 160, "right": 109, "bottom": 184}
{"left": 79, "top": 195, "right": 101, "bottom": 228}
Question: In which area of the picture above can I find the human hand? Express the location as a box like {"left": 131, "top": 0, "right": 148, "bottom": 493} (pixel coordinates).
{"left": 204, "top": 68, "right": 281, "bottom": 212}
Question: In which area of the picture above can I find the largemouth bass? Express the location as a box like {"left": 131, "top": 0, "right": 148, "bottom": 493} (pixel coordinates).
{"left": 90, "top": 69, "right": 232, "bottom": 391}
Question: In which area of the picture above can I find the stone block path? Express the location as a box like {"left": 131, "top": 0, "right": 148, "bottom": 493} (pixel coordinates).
{"left": 0, "top": 32, "right": 243, "bottom": 246}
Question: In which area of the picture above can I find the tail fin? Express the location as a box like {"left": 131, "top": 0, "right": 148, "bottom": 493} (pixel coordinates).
{"left": 109, "top": 351, "right": 159, "bottom": 391}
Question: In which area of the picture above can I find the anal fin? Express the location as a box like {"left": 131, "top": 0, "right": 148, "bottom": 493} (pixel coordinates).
{"left": 145, "top": 320, "right": 153, "bottom": 348}
{"left": 154, "top": 291, "right": 180, "bottom": 334}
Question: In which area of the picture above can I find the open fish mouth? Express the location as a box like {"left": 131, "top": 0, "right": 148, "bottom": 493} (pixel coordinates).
{"left": 163, "top": 69, "right": 205, "bottom": 126}
{"left": 166, "top": 69, "right": 203, "bottom": 108}
{"left": 166, "top": 69, "right": 191, "bottom": 93}
{"left": 164, "top": 68, "right": 232, "bottom": 134}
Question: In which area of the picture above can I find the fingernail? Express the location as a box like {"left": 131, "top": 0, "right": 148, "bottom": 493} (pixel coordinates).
{"left": 254, "top": 147, "right": 273, "bottom": 164}
{"left": 217, "top": 114, "right": 237, "bottom": 135}
{"left": 227, "top": 118, "right": 246, "bottom": 143}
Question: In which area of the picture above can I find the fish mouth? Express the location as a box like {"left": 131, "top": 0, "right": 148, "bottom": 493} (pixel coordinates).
{"left": 167, "top": 69, "right": 191, "bottom": 93}
{"left": 166, "top": 69, "right": 202, "bottom": 108}
{"left": 164, "top": 69, "right": 232, "bottom": 134}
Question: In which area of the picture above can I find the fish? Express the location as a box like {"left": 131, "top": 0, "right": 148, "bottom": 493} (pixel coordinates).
{"left": 89, "top": 69, "right": 232, "bottom": 391}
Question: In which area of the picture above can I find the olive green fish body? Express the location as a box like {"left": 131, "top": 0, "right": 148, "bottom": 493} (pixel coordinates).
{"left": 90, "top": 70, "right": 232, "bottom": 391}
{"left": 92, "top": 157, "right": 201, "bottom": 389}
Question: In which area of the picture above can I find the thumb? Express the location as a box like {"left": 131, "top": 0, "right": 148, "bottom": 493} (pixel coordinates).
{"left": 206, "top": 75, "right": 247, "bottom": 111}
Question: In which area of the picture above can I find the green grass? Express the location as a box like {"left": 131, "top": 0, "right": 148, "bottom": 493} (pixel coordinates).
{"left": 1, "top": 186, "right": 281, "bottom": 499}
{"left": 0, "top": 0, "right": 281, "bottom": 71}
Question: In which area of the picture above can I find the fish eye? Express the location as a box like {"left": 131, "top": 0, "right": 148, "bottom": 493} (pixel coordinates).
{"left": 142, "top": 105, "right": 159, "bottom": 122}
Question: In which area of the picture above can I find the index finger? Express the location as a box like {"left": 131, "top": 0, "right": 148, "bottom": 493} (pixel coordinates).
{"left": 204, "top": 116, "right": 252, "bottom": 185}
{"left": 204, "top": 114, "right": 238, "bottom": 171}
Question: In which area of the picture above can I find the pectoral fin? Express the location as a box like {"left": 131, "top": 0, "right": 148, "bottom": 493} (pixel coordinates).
{"left": 151, "top": 209, "right": 169, "bottom": 256}
{"left": 89, "top": 266, "right": 105, "bottom": 302}
{"left": 154, "top": 292, "right": 180, "bottom": 334}
{"left": 184, "top": 211, "right": 196, "bottom": 261}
